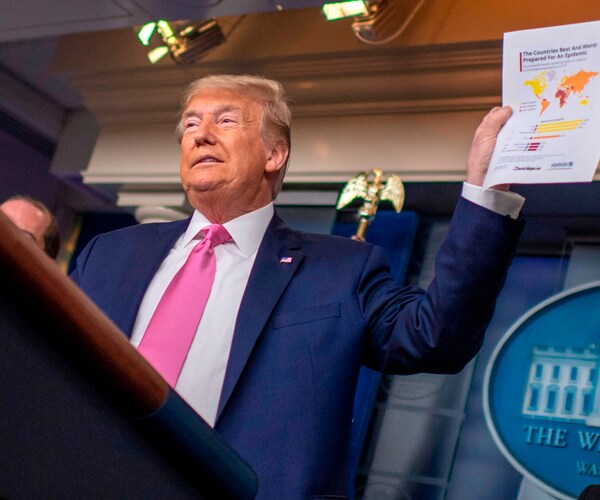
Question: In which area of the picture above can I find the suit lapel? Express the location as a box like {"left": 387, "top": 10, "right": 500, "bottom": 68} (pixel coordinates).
{"left": 114, "top": 218, "right": 190, "bottom": 336}
{"left": 216, "top": 215, "right": 304, "bottom": 420}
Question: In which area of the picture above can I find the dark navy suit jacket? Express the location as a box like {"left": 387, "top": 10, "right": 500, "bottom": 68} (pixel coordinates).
{"left": 71, "top": 198, "right": 523, "bottom": 499}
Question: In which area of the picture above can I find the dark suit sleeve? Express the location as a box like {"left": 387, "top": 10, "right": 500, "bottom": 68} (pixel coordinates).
{"left": 69, "top": 234, "right": 101, "bottom": 286}
{"left": 360, "top": 197, "right": 524, "bottom": 374}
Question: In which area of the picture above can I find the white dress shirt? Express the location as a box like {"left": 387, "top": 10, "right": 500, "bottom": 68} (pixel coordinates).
{"left": 130, "top": 203, "right": 274, "bottom": 426}
{"left": 462, "top": 182, "right": 524, "bottom": 219}
{"left": 130, "top": 184, "right": 524, "bottom": 426}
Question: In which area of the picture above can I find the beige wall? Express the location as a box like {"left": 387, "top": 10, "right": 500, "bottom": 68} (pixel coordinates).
{"left": 85, "top": 110, "right": 484, "bottom": 186}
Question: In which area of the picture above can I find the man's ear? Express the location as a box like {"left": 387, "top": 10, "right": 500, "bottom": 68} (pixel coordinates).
{"left": 265, "top": 141, "right": 289, "bottom": 174}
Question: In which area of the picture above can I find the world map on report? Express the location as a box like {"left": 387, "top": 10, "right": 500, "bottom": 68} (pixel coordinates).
{"left": 524, "top": 69, "right": 599, "bottom": 115}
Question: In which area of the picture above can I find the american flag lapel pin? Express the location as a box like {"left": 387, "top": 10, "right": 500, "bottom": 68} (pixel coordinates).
{"left": 279, "top": 256, "right": 293, "bottom": 264}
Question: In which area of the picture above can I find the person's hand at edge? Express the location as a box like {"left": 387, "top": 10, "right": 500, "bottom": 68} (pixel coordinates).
{"left": 466, "top": 106, "right": 513, "bottom": 191}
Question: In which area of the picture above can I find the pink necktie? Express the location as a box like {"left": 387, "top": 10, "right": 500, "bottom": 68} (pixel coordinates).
{"left": 138, "top": 224, "right": 231, "bottom": 386}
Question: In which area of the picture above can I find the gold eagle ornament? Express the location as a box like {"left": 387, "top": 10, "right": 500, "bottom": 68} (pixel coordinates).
{"left": 336, "top": 168, "right": 405, "bottom": 242}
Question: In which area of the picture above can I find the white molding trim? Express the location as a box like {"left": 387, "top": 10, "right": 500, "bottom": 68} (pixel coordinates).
{"left": 68, "top": 42, "right": 503, "bottom": 123}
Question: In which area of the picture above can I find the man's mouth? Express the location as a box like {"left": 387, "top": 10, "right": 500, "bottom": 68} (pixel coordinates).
{"left": 194, "top": 155, "right": 222, "bottom": 166}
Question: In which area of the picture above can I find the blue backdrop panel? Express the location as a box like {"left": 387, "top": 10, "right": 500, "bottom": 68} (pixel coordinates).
{"left": 447, "top": 256, "right": 566, "bottom": 500}
{"left": 331, "top": 210, "right": 419, "bottom": 488}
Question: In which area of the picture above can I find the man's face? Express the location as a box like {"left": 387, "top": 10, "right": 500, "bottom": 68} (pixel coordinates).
{"left": 0, "top": 199, "right": 49, "bottom": 251}
{"left": 179, "top": 88, "right": 285, "bottom": 219}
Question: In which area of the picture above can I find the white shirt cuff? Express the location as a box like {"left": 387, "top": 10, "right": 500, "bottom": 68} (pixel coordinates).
{"left": 461, "top": 183, "right": 525, "bottom": 219}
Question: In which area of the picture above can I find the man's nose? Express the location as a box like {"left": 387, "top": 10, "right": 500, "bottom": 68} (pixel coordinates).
{"left": 194, "top": 121, "right": 217, "bottom": 145}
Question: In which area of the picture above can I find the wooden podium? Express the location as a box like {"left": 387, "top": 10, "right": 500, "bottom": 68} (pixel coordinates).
{"left": 0, "top": 212, "right": 257, "bottom": 499}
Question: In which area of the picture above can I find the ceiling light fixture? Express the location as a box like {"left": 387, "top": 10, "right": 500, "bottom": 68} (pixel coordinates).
{"left": 137, "top": 23, "right": 157, "bottom": 46}
{"left": 136, "top": 19, "right": 225, "bottom": 65}
{"left": 322, "top": 1, "right": 369, "bottom": 21}
{"left": 323, "top": 0, "right": 427, "bottom": 45}
{"left": 147, "top": 46, "right": 170, "bottom": 64}
{"left": 171, "top": 20, "right": 225, "bottom": 65}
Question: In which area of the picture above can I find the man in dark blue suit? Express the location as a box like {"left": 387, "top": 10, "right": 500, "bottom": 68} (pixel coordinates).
{"left": 72, "top": 74, "right": 524, "bottom": 499}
